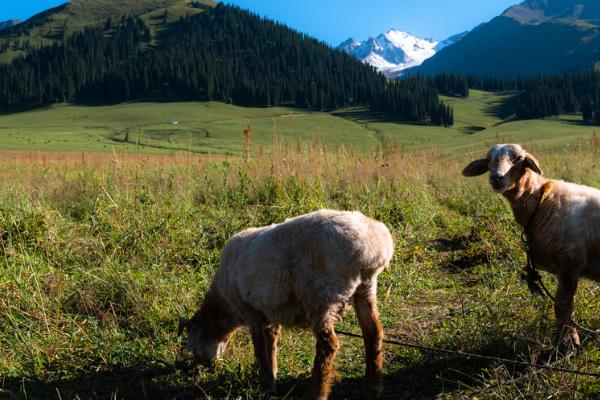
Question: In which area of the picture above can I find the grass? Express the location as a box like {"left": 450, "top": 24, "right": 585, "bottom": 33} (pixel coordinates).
{"left": 1, "top": 90, "right": 600, "bottom": 399}
{"left": 1, "top": 142, "right": 600, "bottom": 399}
{"left": 2, "top": 91, "right": 600, "bottom": 157}
{"left": 0, "top": 102, "right": 382, "bottom": 154}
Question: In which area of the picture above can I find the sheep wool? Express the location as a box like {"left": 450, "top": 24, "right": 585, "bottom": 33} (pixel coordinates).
{"left": 463, "top": 143, "right": 600, "bottom": 350}
{"left": 179, "top": 209, "right": 394, "bottom": 400}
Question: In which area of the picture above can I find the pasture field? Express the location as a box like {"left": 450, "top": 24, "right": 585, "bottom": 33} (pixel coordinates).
{"left": 2, "top": 90, "right": 600, "bottom": 156}
{"left": 1, "top": 141, "right": 600, "bottom": 400}
{"left": 0, "top": 102, "right": 381, "bottom": 154}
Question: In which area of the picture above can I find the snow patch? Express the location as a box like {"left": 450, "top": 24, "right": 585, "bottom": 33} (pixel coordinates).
{"left": 339, "top": 29, "right": 468, "bottom": 78}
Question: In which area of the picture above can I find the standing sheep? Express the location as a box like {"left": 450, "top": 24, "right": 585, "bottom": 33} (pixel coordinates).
{"left": 463, "top": 143, "right": 600, "bottom": 349}
{"left": 178, "top": 209, "right": 394, "bottom": 399}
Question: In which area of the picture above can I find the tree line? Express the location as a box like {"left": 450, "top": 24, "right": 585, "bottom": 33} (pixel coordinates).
{"left": 0, "top": 4, "right": 454, "bottom": 126}
{"left": 429, "top": 74, "right": 530, "bottom": 97}
{"left": 427, "top": 72, "right": 600, "bottom": 126}
{"left": 515, "top": 71, "right": 600, "bottom": 124}
{"left": 0, "top": 15, "right": 150, "bottom": 106}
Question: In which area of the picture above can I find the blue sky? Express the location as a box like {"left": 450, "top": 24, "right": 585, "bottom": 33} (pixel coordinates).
{"left": 225, "top": 0, "right": 519, "bottom": 44}
{"left": 2, "top": 0, "right": 519, "bottom": 45}
{"left": 1, "top": 0, "right": 66, "bottom": 22}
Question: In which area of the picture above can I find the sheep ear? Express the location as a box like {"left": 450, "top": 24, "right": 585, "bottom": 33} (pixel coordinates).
{"left": 462, "top": 159, "right": 489, "bottom": 177}
{"left": 523, "top": 153, "right": 543, "bottom": 175}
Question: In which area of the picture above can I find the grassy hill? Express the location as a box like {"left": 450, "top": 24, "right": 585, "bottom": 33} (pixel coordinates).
{"left": 418, "top": 16, "right": 600, "bottom": 77}
{"left": 418, "top": 0, "right": 600, "bottom": 77}
{"left": 0, "top": 0, "right": 215, "bottom": 64}
{"left": 1, "top": 90, "right": 599, "bottom": 156}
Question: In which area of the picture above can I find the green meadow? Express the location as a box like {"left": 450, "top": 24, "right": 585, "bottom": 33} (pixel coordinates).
{"left": 1, "top": 93, "right": 600, "bottom": 399}
{"left": 1, "top": 91, "right": 599, "bottom": 156}
{"left": 0, "top": 102, "right": 381, "bottom": 154}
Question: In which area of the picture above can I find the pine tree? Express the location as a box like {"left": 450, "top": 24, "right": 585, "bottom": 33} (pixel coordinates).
{"left": 0, "top": 5, "right": 453, "bottom": 125}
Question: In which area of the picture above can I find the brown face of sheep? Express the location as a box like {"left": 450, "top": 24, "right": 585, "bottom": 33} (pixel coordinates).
{"left": 462, "top": 144, "right": 543, "bottom": 193}
{"left": 178, "top": 317, "right": 227, "bottom": 368}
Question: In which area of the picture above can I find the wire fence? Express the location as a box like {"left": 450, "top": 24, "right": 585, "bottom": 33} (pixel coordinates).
{"left": 335, "top": 329, "right": 600, "bottom": 379}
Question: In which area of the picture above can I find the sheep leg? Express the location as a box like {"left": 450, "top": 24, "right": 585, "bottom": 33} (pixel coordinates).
{"left": 554, "top": 276, "right": 580, "bottom": 351}
{"left": 264, "top": 324, "right": 281, "bottom": 380}
{"left": 306, "top": 320, "right": 339, "bottom": 400}
{"left": 354, "top": 291, "right": 384, "bottom": 399}
{"left": 250, "top": 325, "right": 276, "bottom": 391}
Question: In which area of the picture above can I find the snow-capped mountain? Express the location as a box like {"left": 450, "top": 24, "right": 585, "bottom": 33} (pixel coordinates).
{"left": 434, "top": 31, "right": 469, "bottom": 52}
{"left": 339, "top": 29, "right": 467, "bottom": 78}
{"left": 0, "top": 19, "right": 21, "bottom": 31}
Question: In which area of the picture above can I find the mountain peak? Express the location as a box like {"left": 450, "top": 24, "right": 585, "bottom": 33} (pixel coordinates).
{"left": 503, "top": 0, "right": 600, "bottom": 23}
{"left": 338, "top": 37, "right": 361, "bottom": 49}
{"left": 339, "top": 29, "right": 466, "bottom": 78}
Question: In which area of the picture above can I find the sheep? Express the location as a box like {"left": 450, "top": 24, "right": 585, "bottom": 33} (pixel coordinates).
{"left": 178, "top": 209, "right": 394, "bottom": 400}
{"left": 463, "top": 143, "right": 600, "bottom": 350}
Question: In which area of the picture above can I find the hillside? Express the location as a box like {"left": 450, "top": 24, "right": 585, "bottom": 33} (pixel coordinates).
{"left": 0, "top": 4, "right": 452, "bottom": 126}
{"left": 504, "top": 0, "right": 600, "bottom": 23}
{"left": 0, "top": 19, "right": 20, "bottom": 31}
{"left": 417, "top": 0, "right": 600, "bottom": 77}
{"left": 0, "top": 0, "right": 214, "bottom": 64}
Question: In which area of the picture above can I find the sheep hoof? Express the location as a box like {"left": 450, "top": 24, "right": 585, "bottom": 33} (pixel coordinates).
{"left": 363, "top": 378, "right": 383, "bottom": 400}
{"left": 257, "top": 372, "right": 277, "bottom": 395}
{"left": 556, "top": 327, "right": 581, "bottom": 352}
{"left": 363, "top": 382, "right": 383, "bottom": 400}
{"left": 302, "top": 387, "right": 330, "bottom": 400}
{"left": 264, "top": 381, "right": 277, "bottom": 395}
{"left": 560, "top": 339, "right": 581, "bottom": 359}
{"left": 547, "top": 327, "right": 581, "bottom": 362}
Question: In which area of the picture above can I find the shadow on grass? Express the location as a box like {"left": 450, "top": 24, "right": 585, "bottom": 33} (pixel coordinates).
{"left": 440, "top": 253, "right": 489, "bottom": 272}
{"left": 1, "top": 342, "right": 533, "bottom": 400}
{"left": 462, "top": 126, "right": 487, "bottom": 135}
{"left": 483, "top": 94, "right": 519, "bottom": 120}
{"left": 1, "top": 364, "right": 201, "bottom": 400}
{"left": 332, "top": 109, "right": 406, "bottom": 125}
{"left": 556, "top": 116, "right": 598, "bottom": 127}
{"left": 429, "top": 234, "right": 489, "bottom": 272}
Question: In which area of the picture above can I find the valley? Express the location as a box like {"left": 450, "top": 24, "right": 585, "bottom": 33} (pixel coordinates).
{"left": 0, "top": 90, "right": 598, "bottom": 157}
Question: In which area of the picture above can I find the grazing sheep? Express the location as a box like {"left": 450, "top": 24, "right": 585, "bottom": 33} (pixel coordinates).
{"left": 463, "top": 143, "right": 600, "bottom": 349}
{"left": 178, "top": 209, "right": 394, "bottom": 400}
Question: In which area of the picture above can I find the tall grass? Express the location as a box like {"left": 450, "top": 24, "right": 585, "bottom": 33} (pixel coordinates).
{"left": 1, "top": 142, "right": 600, "bottom": 399}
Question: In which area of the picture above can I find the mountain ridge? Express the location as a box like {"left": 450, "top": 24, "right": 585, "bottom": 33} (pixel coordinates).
{"left": 0, "top": 0, "right": 215, "bottom": 64}
{"left": 0, "top": 19, "right": 21, "bottom": 31}
{"left": 502, "top": 0, "right": 600, "bottom": 23}
{"left": 338, "top": 29, "right": 467, "bottom": 78}
{"left": 417, "top": 0, "right": 600, "bottom": 77}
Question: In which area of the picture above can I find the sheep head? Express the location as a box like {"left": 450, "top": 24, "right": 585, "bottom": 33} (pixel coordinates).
{"left": 462, "top": 144, "right": 542, "bottom": 193}
{"left": 177, "top": 314, "right": 227, "bottom": 367}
